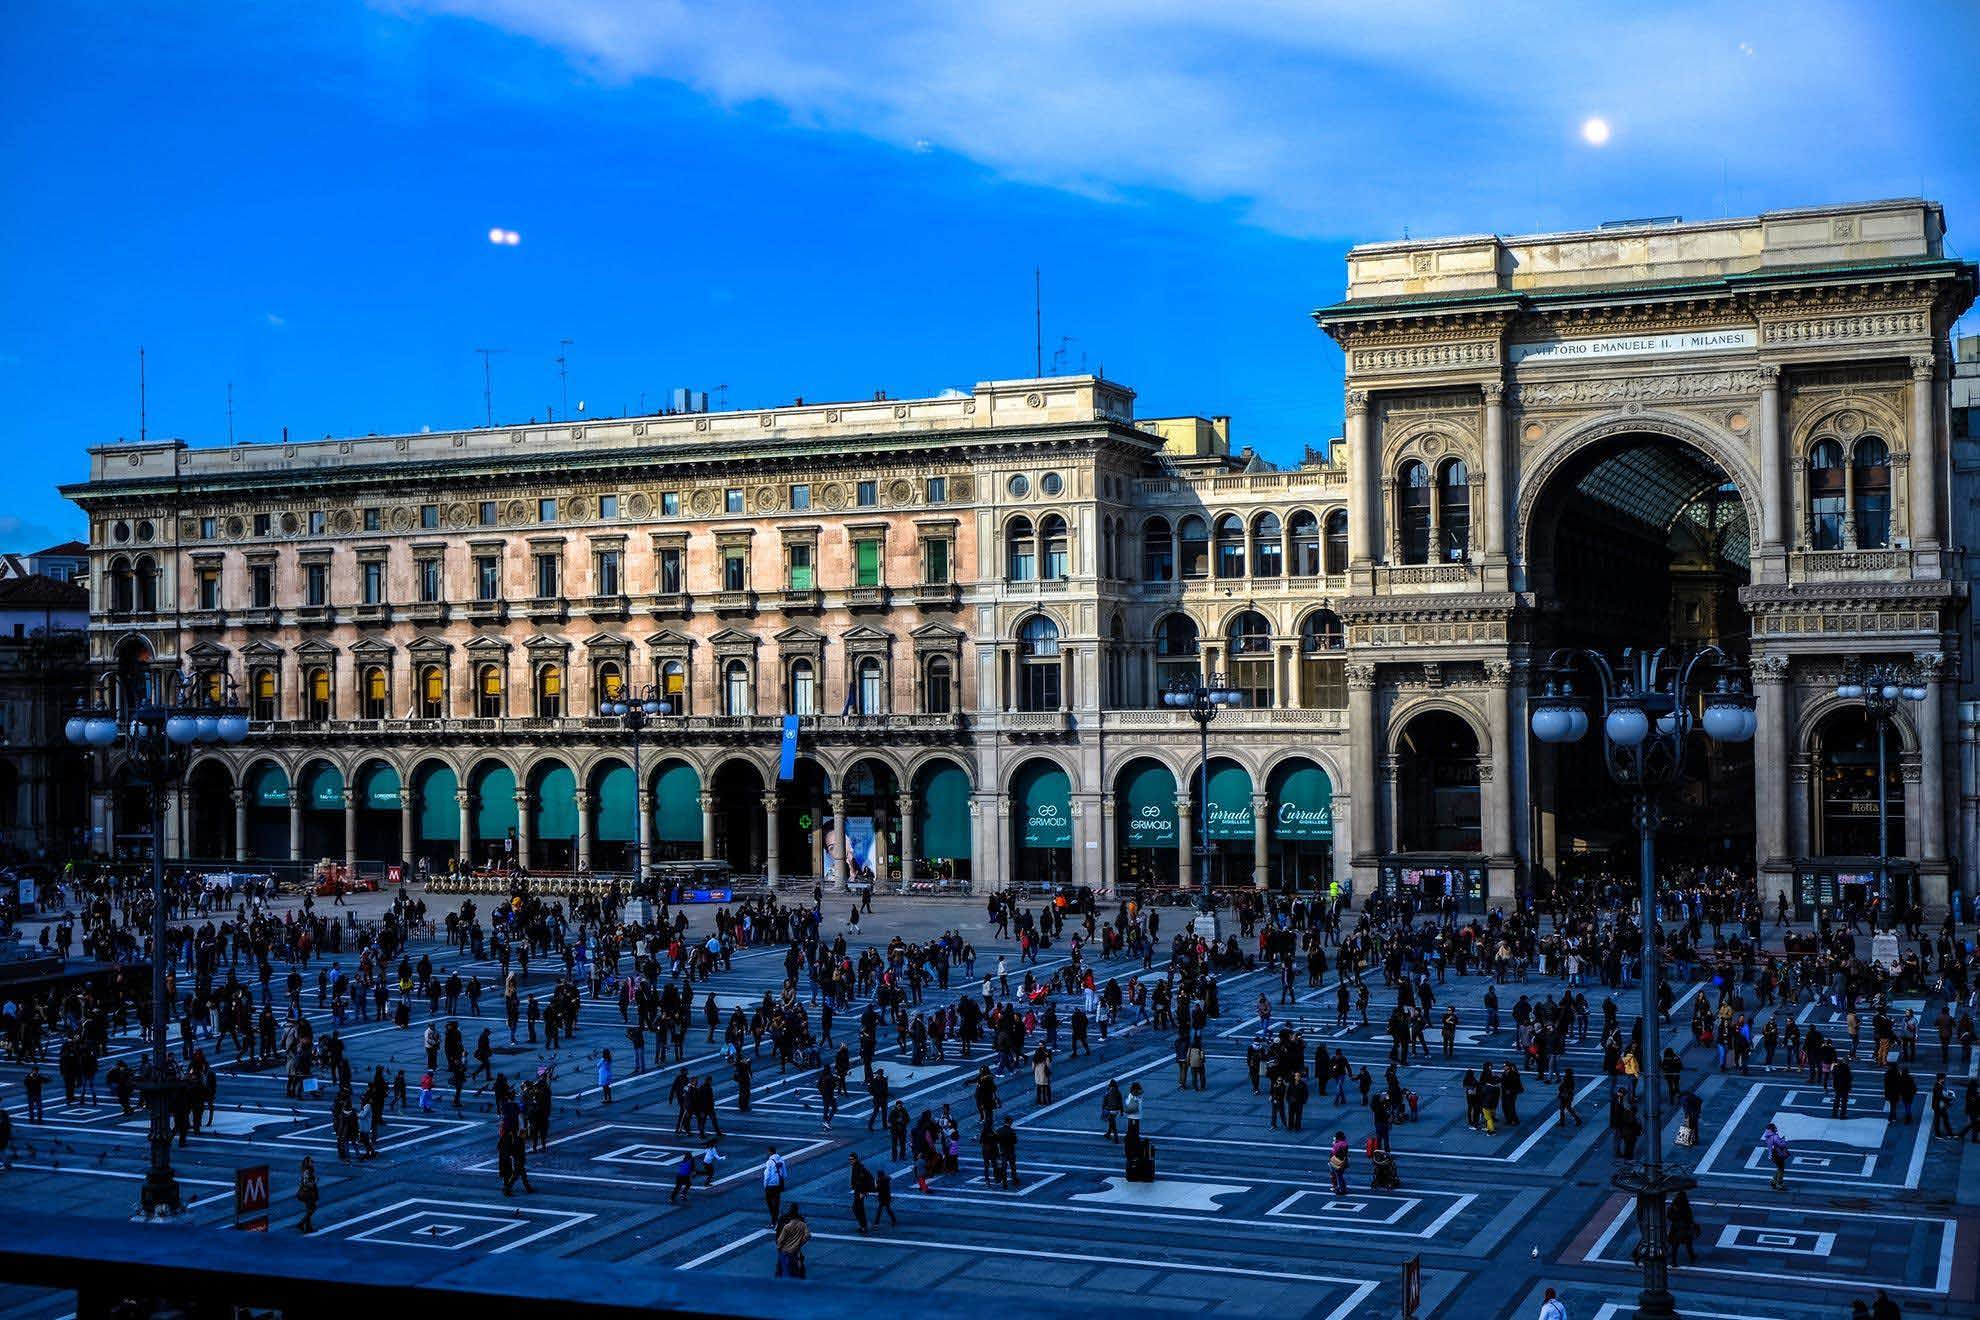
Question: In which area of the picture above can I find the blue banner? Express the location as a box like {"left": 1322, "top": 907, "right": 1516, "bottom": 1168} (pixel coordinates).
{"left": 778, "top": 715, "right": 799, "bottom": 781}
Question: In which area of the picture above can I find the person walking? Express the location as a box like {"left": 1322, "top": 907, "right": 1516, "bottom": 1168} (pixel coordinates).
{"left": 1759, "top": 1121, "right": 1790, "bottom": 1190}
{"left": 763, "top": 1145, "right": 788, "bottom": 1224}
{"left": 1667, "top": 1188, "right": 1700, "bottom": 1264}
{"left": 1538, "top": 1286, "right": 1568, "bottom": 1320}
{"left": 1556, "top": 1068, "right": 1583, "bottom": 1127}
{"left": 773, "top": 1204, "right": 810, "bottom": 1278}
{"left": 295, "top": 1155, "right": 320, "bottom": 1233}
{"left": 848, "top": 1153, "right": 874, "bottom": 1233}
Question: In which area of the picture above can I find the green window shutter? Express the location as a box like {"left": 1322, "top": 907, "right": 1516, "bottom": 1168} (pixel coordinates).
{"left": 856, "top": 541, "right": 880, "bottom": 587}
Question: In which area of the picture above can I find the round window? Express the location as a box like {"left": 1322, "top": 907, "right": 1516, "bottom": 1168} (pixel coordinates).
{"left": 134, "top": 520, "right": 155, "bottom": 542}
{"left": 111, "top": 521, "right": 130, "bottom": 543}
{"left": 1008, "top": 474, "right": 1030, "bottom": 498}
{"left": 1041, "top": 472, "right": 1064, "bottom": 497}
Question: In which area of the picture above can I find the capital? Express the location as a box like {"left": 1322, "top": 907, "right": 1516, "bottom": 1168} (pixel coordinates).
{"left": 1345, "top": 389, "right": 1370, "bottom": 415}
{"left": 1481, "top": 381, "right": 1505, "bottom": 402}
{"left": 1751, "top": 653, "right": 1791, "bottom": 684}
{"left": 1345, "top": 662, "right": 1378, "bottom": 690}
{"left": 1910, "top": 650, "right": 1947, "bottom": 680}
{"left": 1910, "top": 354, "right": 1935, "bottom": 380}
{"left": 1483, "top": 659, "right": 1515, "bottom": 687}
{"left": 1756, "top": 363, "right": 1781, "bottom": 385}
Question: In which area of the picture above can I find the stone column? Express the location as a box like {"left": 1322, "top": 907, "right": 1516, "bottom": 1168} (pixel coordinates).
{"left": 763, "top": 793, "right": 781, "bottom": 885}
{"left": 896, "top": 790, "right": 916, "bottom": 887}
{"left": 1909, "top": 355, "right": 1940, "bottom": 547}
{"left": 1096, "top": 791, "right": 1114, "bottom": 898}
{"left": 1757, "top": 365, "right": 1785, "bottom": 553}
{"left": 1175, "top": 793, "right": 1194, "bottom": 891}
{"left": 90, "top": 789, "right": 111, "bottom": 860}
{"left": 574, "top": 788, "right": 593, "bottom": 872}
{"left": 1753, "top": 655, "right": 1791, "bottom": 872}
{"left": 636, "top": 789, "right": 654, "bottom": 875}
{"left": 163, "top": 786, "right": 183, "bottom": 859}
{"left": 830, "top": 791, "right": 850, "bottom": 890}
{"left": 288, "top": 789, "right": 302, "bottom": 862}
{"left": 514, "top": 789, "right": 532, "bottom": 870}
{"left": 232, "top": 788, "right": 248, "bottom": 863}
{"left": 699, "top": 791, "right": 717, "bottom": 862}
{"left": 1346, "top": 390, "right": 1374, "bottom": 564}
{"left": 1481, "top": 382, "right": 1507, "bottom": 558}
{"left": 1916, "top": 651, "right": 1948, "bottom": 869}
{"left": 1251, "top": 789, "right": 1271, "bottom": 890}
{"left": 399, "top": 788, "right": 414, "bottom": 867}
{"left": 810, "top": 803, "right": 825, "bottom": 880}
{"left": 342, "top": 787, "right": 358, "bottom": 874}
{"left": 1482, "top": 664, "right": 1515, "bottom": 904}
{"left": 1347, "top": 663, "right": 1379, "bottom": 875}
{"left": 1788, "top": 759, "right": 1812, "bottom": 860}
{"left": 456, "top": 789, "right": 472, "bottom": 865}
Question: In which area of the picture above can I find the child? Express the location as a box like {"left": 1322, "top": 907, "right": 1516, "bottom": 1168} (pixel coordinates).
{"left": 874, "top": 1167, "right": 897, "bottom": 1226}
{"left": 418, "top": 1070, "right": 435, "bottom": 1113}
{"left": 598, "top": 1049, "right": 614, "bottom": 1104}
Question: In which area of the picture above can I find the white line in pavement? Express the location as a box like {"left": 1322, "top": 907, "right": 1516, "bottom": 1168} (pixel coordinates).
{"left": 675, "top": 1227, "right": 772, "bottom": 1270}
{"left": 1016, "top": 1055, "right": 1170, "bottom": 1128}
{"left": 5, "top": 1161, "right": 232, "bottom": 1189}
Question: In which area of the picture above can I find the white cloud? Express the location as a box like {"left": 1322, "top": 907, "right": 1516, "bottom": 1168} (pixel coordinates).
{"left": 384, "top": 0, "right": 1939, "bottom": 238}
{"left": 265, "top": 312, "right": 286, "bottom": 327}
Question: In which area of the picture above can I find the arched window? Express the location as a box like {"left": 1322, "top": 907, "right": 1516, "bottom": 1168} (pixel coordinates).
{"left": 134, "top": 555, "right": 158, "bottom": 613}
{"left": 788, "top": 658, "right": 816, "bottom": 715}
{"left": 857, "top": 657, "right": 886, "bottom": 715}
{"left": 1438, "top": 459, "right": 1470, "bottom": 562}
{"left": 535, "top": 664, "right": 563, "bottom": 719}
{"left": 360, "top": 664, "right": 388, "bottom": 720}
{"left": 1141, "top": 517, "right": 1174, "bottom": 581}
{"left": 1324, "top": 509, "right": 1349, "bottom": 575}
{"left": 476, "top": 664, "right": 503, "bottom": 719}
{"left": 1398, "top": 462, "right": 1432, "bottom": 564}
{"left": 1154, "top": 613, "right": 1200, "bottom": 695}
{"left": 595, "top": 662, "right": 624, "bottom": 709}
{"left": 1809, "top": 438, "right": 1846, "bottom": 550}
{"left": 1213, "top": 514, "right": 1246, "bottom": 579}
{"left": 1288, "top": 512, "right": 1320, "bottom": 576}
{"left": 723, "top": 660, "right": 752, "bottom": 717}
{"left": 305, "top": 666, "right": 332, "bottom": 722}
{"left": 1178, "top": 516, "right": 1209, "bottom": 579}
{"left": 1252, "top": 513, "right": 1283, "bottom": 577}
{"left": 1100, "top": 517, "right": 1116, "bottom": 580}
{"left": 1299, "top": 611, "right": 1346, "bottom": 708}
{"left": 1107, "top": 613, "right": 1127, "bottom": 708}
{"left": 1852, "top": 436, "right": 1891, "bottom": 549}
{"left": 108, "top": 558, "right": 135, "bottom": 614}
{"left": 1006, "top": 517, "right": 1036, "bottom": 582}
{"left": 1398, "top": 712, "right": 1481, "bottom": 852}
{"left": 418, "top": 664, "right": 446, "bottom": 719}
{"left": 1226, "top": 610, "right": 1272, "bottom": 707}
{"left": 923, "top": 655, "right": 953, "bottom": 715}
{"left": 661, "top": 660, "right": 686, "bottom": 713}
{"left": 250, "top": 667, "right": 277, "bottom": 723}
{"left": 1041, "top": 514, "right": 1069, "bottom": 581}
{"left": 1016, "top": 616, "right": 1062, "bottom": 712}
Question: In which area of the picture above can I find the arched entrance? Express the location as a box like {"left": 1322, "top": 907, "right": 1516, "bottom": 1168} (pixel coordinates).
{"left": 1397, "top": 712, "right": 1480, "bottom": 853}
{"left": 1010, "top": 759, "right": 1072, "bottom": 889}
{"left": 590, "top": 760, "right": 637, "bottom": 872}
{"left": 1115, "top": 758, "right": 1180, "bottom": 890}
{"left": 410, "top": 761, "right": 459, "bottom": 868}
{"left": 529, "top": 761, "right": 578, "bottom": 870}
{"left": 776, "top": 758, "right": 831, "bottom": 882}
{"left": 243, "top": 761, "right": 290, "bottom": 860}
{"left": 652, "top": 760, "right": 704, "bottom": 863}
{"left": 186, "top": 760, "right": 235, "bottom": 859}
{"left": 1266, "top": 758, "right": 1334, "bottom": 892}
{"left": 1525, "top": 430, "right": 1756, "bottom": 880}
{"left": 1201, "top": 758, "right": 1254, "bottom": 888}
{"left": 1812, "top": 707, "right": 1911, "bottom": 914}
{"left": 469, "top": 761, "right": 518, "bottom": 867}
{"left": 296, "top": 760, "right": 345, "bottom": 861}
{"left": 838, "top": 758, "right": 900, "bottom": 886}
{"left": 710, "top": 760, "right": 764, "bottom": 873}
{"left": 353, "top": 761, "right": 402, "bottom": 863}
{"left": 911, "top": 759, "right": 972, "bottom": 886}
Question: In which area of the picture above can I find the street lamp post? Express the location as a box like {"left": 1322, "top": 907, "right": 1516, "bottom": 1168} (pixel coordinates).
{"left": 601, "top": 685, "right": 671, "bottom": 881}
{"left": 1833, "top": 664, "right": 1927, "bottom": 927}
{"left": 1164, "top": 674, "right": 1242, "bottom": 892}
{"left": 67, "top": 668, "right": 248, "bottom": 1218}
{"left": 1529, "top": 646, "right": 1756, "bottom": 1320}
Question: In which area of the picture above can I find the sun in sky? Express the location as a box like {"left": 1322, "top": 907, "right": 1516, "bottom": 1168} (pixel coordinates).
{"left": 1581, "top": 117, "right": 1612, "bottom": 146}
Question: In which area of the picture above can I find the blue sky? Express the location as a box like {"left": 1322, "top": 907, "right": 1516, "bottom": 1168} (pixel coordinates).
{"left": 3, "top": 0, "right": 1977, "bottom": 550}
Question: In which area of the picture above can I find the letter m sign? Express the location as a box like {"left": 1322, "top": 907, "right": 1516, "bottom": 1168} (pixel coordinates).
{"left": 236, "top": 1164, "right": 270, "bottom": 1231}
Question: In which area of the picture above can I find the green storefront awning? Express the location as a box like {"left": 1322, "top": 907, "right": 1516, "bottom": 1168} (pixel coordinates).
{"left": 358, "top": 763, "right": 402, "bottom": 811}
{"left": 595, "top": 764, "right": 637, "bottom": 843}
{"left": 1015, "top": 762, "right": 1071, "bottom": 849}
{"left": 532, "top": 765, "right": 578, "bottom": 840}
{"left": 247, "top": 763, "right": 290, "bottom": 809}
{"left": 1120, "top": 761, "right": 1178, "bottom": 850}
{"left": 473, "top": 765, "right": 518, "bottom": 840}
{"left": 915, "top": 763, "right": 972, "bottom": 861}
{"left": 416, "top": 765, "right": 458, "bottom": 842}
{"left": 653, "top": 761, "right": 702, "bottom": 844}
{"left": 301, "top": 763, "right": 345, "bottom": 812}
{"left": 1272, "top": 763, "right": 1334, "bottom": 841}
{"left": 1205, "top": 762, "right": 1253, "bottom": 840}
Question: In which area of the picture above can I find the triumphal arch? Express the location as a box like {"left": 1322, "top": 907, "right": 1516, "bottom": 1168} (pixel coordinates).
{"left": 1316, "top": 199, "right": 1975, "bottom": 913}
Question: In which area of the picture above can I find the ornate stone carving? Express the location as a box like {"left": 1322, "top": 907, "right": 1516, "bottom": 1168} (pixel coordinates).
{"left": 1421, "top": 662, "right": 1443, "bottom": 688}
{"left": 1756, "top": 364, "right": 1781, "bottom": 385}
{"left": 1345, "top": 390, "right": 1370, "bottom": 414}
{"left": 1350, "top": 340, "right": 1498, "bottom": 374}
{"left": 1511, "top": 370, "right": 1760, "bottom": 409}
{"left": 1910, "top": 650, "right": 1947, "bottom": 678}
{"left": 1760, "top": 311, "right": 1927, "bottom": 346}
{"left": 1751, "top": 653, "right": 1790, "bottom": 683}
{"left": 1910, "top": 354, "right": 1935, "bottom": 379}
{"left": 1481, "top": 382, "right": 1505, "bottom": 402}
{"left": 1483, "top": 660, "right": 1515, "bottom": 687}
{"left": 1344, "top": 662, "right": 1378, "bottom": 689}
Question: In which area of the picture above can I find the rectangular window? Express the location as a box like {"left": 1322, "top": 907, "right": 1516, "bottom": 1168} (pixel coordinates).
{"left": 596, "top": 549, "right": 621, "bottom": 596}
{"left": 418, "top": 558, "right": 442, "bottom": 603}
{"left": 856, "top": 480, "right": 877, "bottom": 507}
{"left": 722, "top": 549, "right": 747, "bottom": 592}
{"left": 725, "top": 488, "right": 744, "bottom": 514}
{"left": 479, "top": 501, "right": 498, "bottom": 527}
{"left": 599, "top": 494, "right": 619, "bottom": 520}
{"left": 253, "top": 512, "right": 271, "bottom": 537}
{"left": 197, "top": 567, "right": 220, "bottom": 610}
{"left": 363, "top": 508, "right": 381, "bottom": 532}
{"left": 921, "top": 538, "right": 951, "bottom": 585}
{"left": 925, "top": 476, "right": 947, "bottom": 503}
{"left": 420, "top": 503, "right": 439, "bottom": 530}
{"left": 199, "top": 516, "right": 217, "bottom": 540}
{"left": 790, "top": 484, "right": 811, "bottom": 511}
{"left": 250, "top": 564, "right": 273, "bottom": 608}
{"left": 361, "top": 560, "right": 384, "bottom": 605}
{"left": 657, "top": 547, "right": 683, "bottom": 594}
{"left": 309, "top": 510, "right": 326, "bottom": 536}
{"left": 538, "top": 497, "right": 557, "bottom": 523}
{"left": 305, "top": 563, "right": 328, "bottom": 606}
{"left": 534, "top": 553, "right": 560, "bottom": 599}
{"left": 786, "top": 544, "right": 813, "bottom": 591}
{"left": 475, "top": 555, "right": 500, "bottom": 600}
{"left": 855, "top": 540, "right": 881, "bottom": 588}
{"left": 661, "top": 492, "right": 680, "bottom": 517}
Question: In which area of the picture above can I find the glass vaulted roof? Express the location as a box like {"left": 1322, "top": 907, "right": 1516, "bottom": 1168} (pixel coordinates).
{"left": 1573, "top": 441, "right": 1749, "bottom": 568}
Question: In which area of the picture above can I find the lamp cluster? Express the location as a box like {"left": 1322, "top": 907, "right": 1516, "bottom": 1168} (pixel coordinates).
{"left": 66, "top": 677, "right": 250, "bottom": 756}
{"left": 1162, "top": 686, "right": 1242, "bottom": 710}
{"left": 1529, "top": 664, "right": 1756, "bottom": 751}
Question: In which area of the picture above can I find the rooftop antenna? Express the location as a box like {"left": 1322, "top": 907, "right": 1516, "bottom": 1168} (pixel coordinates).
{"left": 1034, "top": 268, "right": 1043, "bottom": 377}
{"left": 226, "top": 381, "right": 234, "bottom": 443}
{"left": 557, "top": 338, "right": 573, "bottom": 420}
{"left": 715, "top": 383, "right": 729, "bottom": 409}
{"left": 138, "top": 347, "right": 147, "bottom": 443}
{"left": 474, "top": 348, "right": 507, "bottom": 427}
{"left": 1050, "top": 335, "right": 1078, "bottom": 375}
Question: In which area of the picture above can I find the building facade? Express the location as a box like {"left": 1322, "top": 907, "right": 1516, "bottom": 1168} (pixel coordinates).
{"left": 61, "top": 198, "right": 1980, "bottom": 908}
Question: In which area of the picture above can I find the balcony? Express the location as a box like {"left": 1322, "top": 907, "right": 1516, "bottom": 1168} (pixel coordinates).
{"left": 902, "top": 580, "right": 959, "bottom": 608}
{"left": 184, "top": 609, "right": 224, "bottom": 631}
{"left": 352, "top": 602, "right": 391, "bottom": 626}
{"left": 239, "top": 606, "right": 280, "bottom": 630}
{"left": 460, "top": 599, "right": 508, "bottom": 625}
{"left": 709, "top": 590, "right": 756, "bottom": 616}
{"left": 408, "top": 601, "right": 449, "bottom": 627}
{"left": 845, "top": 585, "right": 890, "bottom": 612}
{"left": 773, "top": 587, "right": 823, "bottom": 614}
{"left": 524, "top": 597, "right": 568, "bottom": 624}
{"left": 585, "top": 594, "right": 631, "bottom": 621}
{"left": 1001, "top": 710, "right": 1074, "bottom": 735}
{"left": 646, "top": 592, "right": 691, "bottom": 619}
{"left": 295, "top": 604, "right": 334, "bottom": 628}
